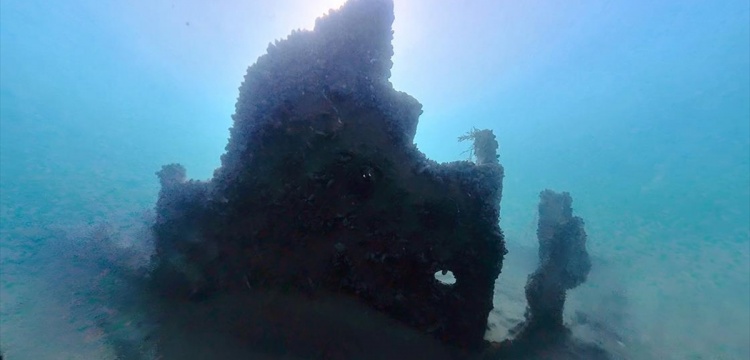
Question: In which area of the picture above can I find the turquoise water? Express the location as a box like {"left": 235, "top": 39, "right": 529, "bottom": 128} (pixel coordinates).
{"left": 1, "top": 0, "right": 748, "bottom": 359}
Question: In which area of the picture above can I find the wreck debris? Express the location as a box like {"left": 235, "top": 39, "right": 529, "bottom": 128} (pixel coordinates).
{"left": 149, "top": 0, "right": 505, "bottom": 354}
{"left": 524, "top": 190, "right": 592, "bottom": 334}
{"left": 491, "top": 190, "right": 602, "bottom": 359}
{"left": 458, "top": 127, "right": 500, "bottom": 165}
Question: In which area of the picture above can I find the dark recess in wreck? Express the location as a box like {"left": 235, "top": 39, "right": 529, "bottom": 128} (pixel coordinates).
{"left": 149, "top": 0, "right": 506, "bottom": 354}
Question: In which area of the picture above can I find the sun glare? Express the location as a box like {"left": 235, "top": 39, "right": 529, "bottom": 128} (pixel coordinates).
{"left": 308, "top": 0, "right": 348, "bottom": 21}
{"left": 287, "top": 0, "right": 349, "bottom": 30}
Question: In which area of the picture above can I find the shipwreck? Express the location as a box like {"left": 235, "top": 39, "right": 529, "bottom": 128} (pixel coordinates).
{"left": 139, "top": 0, "right": 606, "bottom": 358}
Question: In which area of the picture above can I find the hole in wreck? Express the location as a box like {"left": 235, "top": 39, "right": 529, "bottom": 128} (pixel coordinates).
{"left": 434, "top": 270, "right": 456, "bottom": 285}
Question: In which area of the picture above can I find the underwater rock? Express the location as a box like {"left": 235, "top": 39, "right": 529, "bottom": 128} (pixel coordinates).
{"left": 150, "top": 0, "right": 505, "bottom": 353}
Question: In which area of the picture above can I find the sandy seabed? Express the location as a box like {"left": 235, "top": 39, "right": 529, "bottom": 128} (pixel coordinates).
{"left": 0, "top": 221, "right": 748, "bottom": 360}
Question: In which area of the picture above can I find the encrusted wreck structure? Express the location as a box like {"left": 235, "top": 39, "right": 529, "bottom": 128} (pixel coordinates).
{"left": 146, "top": 0, "right": 605, "bottom": 358}
{"left": 151, "top": 0, "right": 505, "bottom": 355}
{"left": 523, "top": 190, "right": 592, "bottom": 336}
{"left": 497, "top": 190, "right": 601, "bottom": 359}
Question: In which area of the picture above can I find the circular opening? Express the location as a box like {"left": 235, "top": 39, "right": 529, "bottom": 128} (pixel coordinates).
{"left": 434, "top": 270, "right": 456, "bottom": 285}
